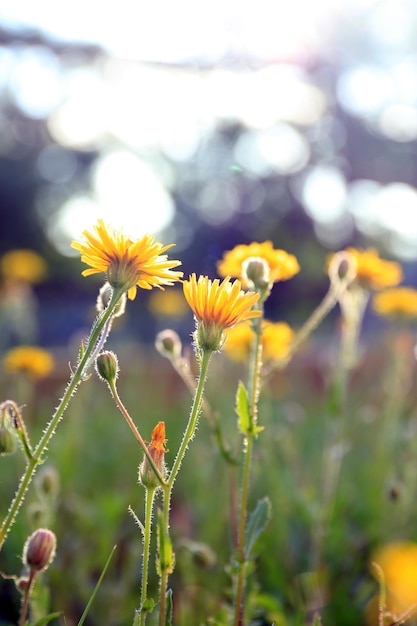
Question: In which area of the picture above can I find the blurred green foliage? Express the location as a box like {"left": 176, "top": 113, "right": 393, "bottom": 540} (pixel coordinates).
{"left": 1, "top": 322, "right": 417, "bottom": 625}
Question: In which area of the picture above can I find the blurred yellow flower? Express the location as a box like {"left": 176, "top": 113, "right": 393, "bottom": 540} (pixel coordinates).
{"left": 0, "top": 250, "right": 47, "bottom": 284}
{"left": 371, "top": 542, "right": 417, "bottom": 618}
{"left": 217, "top": 241, "right": 300, "bottom": 287}
{"left": 148, "top": 288, "right": 188, "bottom": 318}
{"left": 224, "top": 320, "right": 294, "bottom": 362}
{"left": 3, "top": 346, "right": 54, "bottom": 380}
{"left": 332, "top": 248, "right": 403, "bottom": 291}
{"left": 224, "top": 322, "right": 253, "bottom": 361}
{"left": 263, "top": 321, "right": 295, "bottom": 361}
{"left": 373, "top": 287, "right": 417, "bottom": 318}
{"left": 183, "top": 274, "right": 261, "bottom": 351}
{"left": 71, "top": 219, "right": 183, "bottom": 300}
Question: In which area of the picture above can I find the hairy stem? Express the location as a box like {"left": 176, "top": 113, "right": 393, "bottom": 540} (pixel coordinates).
{"left": 234, "top": 308, "right": 264, "bottom": 626}
{"left": 0, "top": 287, "right": 124, "bottom": 550}
{"left": 158, "top": 349, "right": 212, "bottom": 626}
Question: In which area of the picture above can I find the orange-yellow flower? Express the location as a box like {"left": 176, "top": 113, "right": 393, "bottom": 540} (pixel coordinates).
{"left": 149, "top": 421, "right": 168, "bottom": 453}
{"left": 3, "top": 346, "right": 54, "bottom": 380}
{"left": 71, "top": 219, "right": 183, "bottom": 300}
{"left": 373, "top": 287, "right": 417, "bottom": 318}
{"left": 139, "top": 421, "right": 168, "bottom": 489}
{"left": 331, "top": 248, "right": 403, "bottom": 291}
{"left": 183, "top": 274, "right": 261, "bottom": 351}
{"left": 217, "top": 241, "right": 300, "bottom": 287}
{"left": 0, "top": 249, "right": 47, "bottom": 284}
{"left": 369, "top": 542, "right": 417, "bottom": 619}
{"left": 224, "top": 320, "right": 294, "bottom": 362}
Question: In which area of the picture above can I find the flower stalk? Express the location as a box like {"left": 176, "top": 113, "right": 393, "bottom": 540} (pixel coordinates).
{"left": 0, "top": 286, "right": 125, "bottom": 549}
{"left": 233, "top": 305, "right": 264, "bottom": 626}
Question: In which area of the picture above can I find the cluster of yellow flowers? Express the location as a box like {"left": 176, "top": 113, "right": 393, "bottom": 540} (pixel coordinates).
{"left": 2, "top": 221, "right": 413, "bottom": 379}
{"left": 68, "top": 219, "right": 302, "bottom": 357}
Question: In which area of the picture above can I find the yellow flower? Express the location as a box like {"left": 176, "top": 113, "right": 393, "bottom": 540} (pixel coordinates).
{"left": 332, "top": 248, "right": 403, "bottom": 291}
{"left": 217, "top": 241, "right": 300, "bottom": 287}
{"left": 224, "top": 320, "right": 294, "bottom": 362}
{"left": 262, "top": 321, "right": 295, "bottom": 361}
{"left": 183, "top": 274, "right": 261, "bottom": 351}
{"left": 148, "top": 288, "right": 188, "bottom": 318}
{"left": 373, "top": 287, "right": 417, "bottom": 318}
{"left": 0, "top": 250, "right": 47, "bottom": 284}
{"left": 224, "top": 322, "right": 254, "bottom": 361}
{"left": 371, "top": 542, "right": 417, "bottom": 617}
{"left": 3, "top": 346, "right": 54, "bottom": 380}
{"left": 71, "top": 219, "right": 183, "bottom": 300}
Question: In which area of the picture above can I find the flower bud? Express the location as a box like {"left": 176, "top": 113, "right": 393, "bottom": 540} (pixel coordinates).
{"left": 155, "top": 329, "right": 182, "bottom": 361}
{"left": 95, "top": 351, "right": 119, "bottom": 384}
{"left": 34, "top": 466, "right": 60, "bottom": 499}
{"left": 23, "top": 528, "right": 56, "bottom": 572}
{"left": 0, "top": 426, "right": 17, "bottom": 456}
{"left": 242, "top": 257, "right": 271, "bottom": 292}
{"left": 139, "top": 422, "right": 167, "bottom": 490}
{"left": 96, "top": 282, "right": 126, "bottom": 317}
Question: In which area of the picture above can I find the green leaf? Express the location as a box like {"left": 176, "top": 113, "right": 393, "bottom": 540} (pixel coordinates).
{"left": 164, "top": 588, "right": 173, "bottom": 626}
{"left": 77, "top": 544, "right": 117, "bottom": 626}
{"left": 142, "top": 597, "right": 155, "bottom": 613}
{"left": 236, "top": 381, "right": 251, "bottom": 435}
{"left": 33, "top": 613, "right": 63, "bottom": 626}
{"left": 157, "top": 509, "right": 174, "bottom": 575}
{"left": 244, "top": 497, "right": 272, "bottom": 560}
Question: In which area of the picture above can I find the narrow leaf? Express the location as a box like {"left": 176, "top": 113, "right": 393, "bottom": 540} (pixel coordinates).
{"left": 164, "top": 588, "right": 173, "bottom": 626}
{"left": 244, "top": 497, "right": 271, "bottom": 560}
{"left": 157, "top": 510, "right": 174, "bottom": 575}
{"left": 236, "top": 381, "right": 251, "bottom": 435}
{"left": 77, "top": 544, "right": 117, "bottom": 626}
{"left": 34, "top": 613, "right": 63, "bottom": 626}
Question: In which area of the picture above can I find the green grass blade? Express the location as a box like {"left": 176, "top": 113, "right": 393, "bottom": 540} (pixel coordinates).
{"left": 77, "top": 544, "right": 117, "bottom": 626}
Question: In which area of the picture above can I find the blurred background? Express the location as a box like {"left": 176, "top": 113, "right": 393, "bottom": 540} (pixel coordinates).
{"left": 1, "top": 0, "right": 417, "bottom": 348}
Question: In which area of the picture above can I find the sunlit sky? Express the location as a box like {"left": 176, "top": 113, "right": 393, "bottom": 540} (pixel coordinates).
{"left": 0, "top": 0, "right": 369, "bottom": 62}
{"left": 2, "top": 0, "right": 417, "bottom": 259}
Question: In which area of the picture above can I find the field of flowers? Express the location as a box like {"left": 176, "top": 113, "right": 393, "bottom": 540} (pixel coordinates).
{"left": 1, "top": 224, "right": 417, "bottom": 626}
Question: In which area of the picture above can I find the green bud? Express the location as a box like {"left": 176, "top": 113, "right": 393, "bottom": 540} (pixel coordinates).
{"left": 242, "top": 257, "right": 271, "bottom": 292}
{"left": 34, "top": 465, "right": 60, "bottom": 499}
{"left": 96, "top": 282, "right": 126, "bottom": 317}
{"left": 155, "top": 329, "right": 182, "bottom": 360}
{"left": 23, "top": 528, "right": 56, "bottom": 572}
{"left": 95, "top": 351, "right": 119, "bottom": 384}
{"left": 0, "top": 427, "right": 17, "bottom": 456}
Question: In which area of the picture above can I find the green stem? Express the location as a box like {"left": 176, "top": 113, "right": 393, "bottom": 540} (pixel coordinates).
{"left": 0, "top": 287, "right": 124, "bottom": 550}
{"left": 262, "top": 251, "right": 357, "bottom": 380}
{"left": 134, "top": 487, "right": 156, "bottom": 626}
{"left": 19, "top": 568, "right": 36, "bottom": 626}
{"left": 157, "top": 349, "right": 212, "bottom": 626}
{"left": 108, "top": 381, "right": 165, "bottom": 487}
{"left": 234, "top": 309, "right": 264, "bottom": 626}
{"left": 168, "top": 349, "right": 212, "bottom": 489}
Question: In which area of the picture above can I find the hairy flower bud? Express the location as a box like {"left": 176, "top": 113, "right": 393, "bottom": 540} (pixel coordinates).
{"left": 23, "top": 528, "right": 56, "bottom": 572}
{"left": 155, "top": 329, "right": 182, "bottom": 361}
{"left": 95, "top": 351, "right": 119, "bottom": 384}
{"left": 34, "top": 466, "right": 60, "bottom": 499}
{"left": 242, "top": 257, "right": 271, "bottom": 292}
{"left": 139, "top": 422, "right": 167, "bottom": 490}
{"left": 0, "top": 427, "right": 17, "bottom": 456}
{"left": 96, "top": 282, "right": 126, "bottom": 317}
